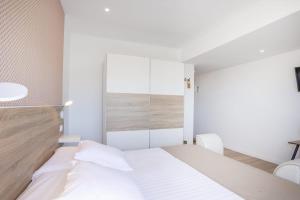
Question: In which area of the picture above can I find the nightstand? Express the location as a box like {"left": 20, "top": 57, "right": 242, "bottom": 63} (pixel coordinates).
{"left": 59, "top": 135, "right": 81, "bottom": 145}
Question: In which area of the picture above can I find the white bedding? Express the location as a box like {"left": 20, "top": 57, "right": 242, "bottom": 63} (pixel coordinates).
{"left": 20, "top": 146, "right": 244, "bottom": 200}
{"left": 18, "top": 147, "right": 78, "bottom": 200}
{"left": 125, "top": 148, "right": 243, "bottom": 200}
{"left": 33, "top": 146, "right": 78, "bottom": 179}
{"left": 18, "top": 170, "right": 68, "bottom": 200}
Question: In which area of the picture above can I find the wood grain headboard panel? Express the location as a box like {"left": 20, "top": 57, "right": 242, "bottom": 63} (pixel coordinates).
{"left": 0, "top": 106, "right": 63, "bottom": 200}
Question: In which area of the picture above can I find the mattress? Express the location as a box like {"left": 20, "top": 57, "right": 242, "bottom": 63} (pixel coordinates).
{"left": 125, "top": 148, "right": 243, "bottom": 200}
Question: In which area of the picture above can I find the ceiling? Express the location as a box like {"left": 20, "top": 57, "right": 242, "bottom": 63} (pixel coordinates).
{"left": 61, "top": 0, "right": 300, "bottom": 72}
{"left": 60, "top": 0, "right": 259, "bottom": 48}
{"left": 188, "top": 11, "right": 300, "bottom": 72}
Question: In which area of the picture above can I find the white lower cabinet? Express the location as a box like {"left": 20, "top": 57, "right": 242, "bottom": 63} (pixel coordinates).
{"left": 107, "top": 130, "right": 149, "bottom": 150}
{"left": 150, "top": 128, "right": 184, "bottom": 148}
{"left": 107, "top": 128, "right": 183, "bottom": 150}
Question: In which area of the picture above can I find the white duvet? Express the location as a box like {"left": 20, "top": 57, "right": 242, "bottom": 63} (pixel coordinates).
{"left": 125, "top": 148, "right": 243, "bottom": 200}
{"left": 20, "top": 146, "right": 244, "bottom": 200}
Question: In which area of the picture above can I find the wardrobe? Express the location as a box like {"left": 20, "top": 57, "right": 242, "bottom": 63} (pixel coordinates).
{"left": 103, "top": 54, "right": 184, "bottom": 150}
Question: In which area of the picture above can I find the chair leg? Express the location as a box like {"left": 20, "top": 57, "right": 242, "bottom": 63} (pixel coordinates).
{"left": 291, "top": 145, "right": 299, "bottom": 160}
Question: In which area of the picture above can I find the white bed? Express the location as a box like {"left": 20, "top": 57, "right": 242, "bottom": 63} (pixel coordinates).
{"left": 125, "top": 148, "right": 242, "bottom": 200}
{"left": 19, "top": 144, "right": 243, "bottom": 200}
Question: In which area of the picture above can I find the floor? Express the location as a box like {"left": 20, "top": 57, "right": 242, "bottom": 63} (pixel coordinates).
{"left": 224, "top": 148, "right": 278, "bottom": 174}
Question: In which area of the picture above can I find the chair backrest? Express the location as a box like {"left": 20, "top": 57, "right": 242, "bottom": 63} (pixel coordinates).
{"left": 273, "top": 159, "right": 300, "bottom": 184}
{"left": 196, "top": 133, "right": 224, "bottom": 155}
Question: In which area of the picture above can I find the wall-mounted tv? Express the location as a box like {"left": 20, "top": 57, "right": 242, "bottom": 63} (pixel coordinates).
{"left": 295, "top": 67, "right": 300, "bottom": 92}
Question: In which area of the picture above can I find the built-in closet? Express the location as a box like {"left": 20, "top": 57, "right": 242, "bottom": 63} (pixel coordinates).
{"left": 103, "top": 54, "right": 184, "bottom": 150}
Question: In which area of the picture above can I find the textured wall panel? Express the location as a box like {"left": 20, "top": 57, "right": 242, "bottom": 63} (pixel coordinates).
{"left": 0, "top": 0, "right": 64, "bottom": 106}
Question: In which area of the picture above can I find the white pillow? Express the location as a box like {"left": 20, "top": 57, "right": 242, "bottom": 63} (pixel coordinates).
{"left": 18, "top": 170, "right": 68, "bottom": 200}
{"left": 56, "top": 162, "right": 144, "bottom": 200}
{"left": 74, "top": 140, "right": 132, "bottom": 171}
{"left": 32, "top": 147, "right": 78, "bottom": 179}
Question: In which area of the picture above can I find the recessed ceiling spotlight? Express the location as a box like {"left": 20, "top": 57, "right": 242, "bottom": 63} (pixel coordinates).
{"left": 259, "top": 49, "right": 265, "bottom": 53}
{"left": 104, "top": 8, "right": 110, "bottom": 12}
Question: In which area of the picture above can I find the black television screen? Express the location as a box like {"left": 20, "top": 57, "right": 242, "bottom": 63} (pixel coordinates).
{"left": 295, "top": 67, "right": 300, "bottom": 92}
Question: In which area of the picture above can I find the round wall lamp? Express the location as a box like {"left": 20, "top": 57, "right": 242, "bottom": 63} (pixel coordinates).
{"left": 64, "top": 100, "right": 73, "bottom": 107}
{"left": 0, "top": 82, "right": 28, "bottom": 102}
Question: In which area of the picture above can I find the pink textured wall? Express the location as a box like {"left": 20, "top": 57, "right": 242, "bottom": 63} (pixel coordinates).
{"left": 0, "top": 0, "right": 64, "bottom": 106}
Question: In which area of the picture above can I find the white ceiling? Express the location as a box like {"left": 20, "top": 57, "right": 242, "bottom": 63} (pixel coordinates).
{"left": 188, "top": 11, "right": 300, "bottom": 72}
{"left": 61, "top": 0, "right": 300, "bottom": 72}
{"left": 60, "top": 0, "right": 259, "bottom": 48}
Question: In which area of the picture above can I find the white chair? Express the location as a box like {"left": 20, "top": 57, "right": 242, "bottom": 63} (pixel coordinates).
{"left": 196, "top": 133, "right": 224, "bottom": 155}
{"left": 273, "top": 159, "right": 300, "bottom": 184}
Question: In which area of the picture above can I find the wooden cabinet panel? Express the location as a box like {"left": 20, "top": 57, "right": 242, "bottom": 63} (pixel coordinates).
{"left": 106, "top": 94, "right": 184, "bottom": 132}
{"left": 150, "top": 95, "right": 184, "bottom": 129}
{"left": 105, "top": 93, "right": 150, "bottom": 132}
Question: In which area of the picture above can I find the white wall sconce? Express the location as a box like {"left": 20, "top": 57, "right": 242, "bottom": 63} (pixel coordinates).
{"left": 61, "top": 100, "right": 73, "bottom": 117}
{"left": 61, "top": 100, "right": 73, "bottom": 135}
{"left": 0, "top": 82, "right": 28, "bottom": 102}
{"left": 64, "top": 100, "right": 73, "bottom": 107}
{"left": 60, "top": 100, "right": 73, "bottom": 119}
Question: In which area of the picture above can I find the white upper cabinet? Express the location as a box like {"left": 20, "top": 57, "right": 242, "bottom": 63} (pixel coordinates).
{"left": 150, "top": 59, "right": 184, "bottom": 95}
{"left": 106, "top": 54, "right": 150, "bottom": 94}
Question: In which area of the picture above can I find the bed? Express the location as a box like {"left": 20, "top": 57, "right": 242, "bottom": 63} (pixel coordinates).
{"left": 125, "top": 147, "right": 242, "bottom": 200}
{"left": 1, "top": 106, "right": 300, "bottom": 200}
{"left": 17, "top": 144, "right": 300, "bottom": 200}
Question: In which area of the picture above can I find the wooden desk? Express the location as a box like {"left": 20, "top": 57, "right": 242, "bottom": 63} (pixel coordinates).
{"left": 288, "top": 140, "right": 300, "bottom": 160}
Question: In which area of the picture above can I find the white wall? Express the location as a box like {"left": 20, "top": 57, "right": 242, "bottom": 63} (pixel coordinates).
{"left": 194, "top": 49, "right": 300, "bottom": 164}
{"left": 63, "top": 16, "right": 181, "bottom": 142}
{"left": 184, "top": 64, "right": 195, "bottom": 144}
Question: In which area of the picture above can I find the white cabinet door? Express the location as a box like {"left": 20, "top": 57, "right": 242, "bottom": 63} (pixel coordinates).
{"left": 106, "top": 54, "right": 150, "bottom": 94}
{"left": 150, "top": 59, "right": 184, "bottom": 95}
{"left": 150, "top": 128, "right": 183, "bottom": 148}
{"left": 107, "top": 130, "right": 149, "bottom": 150}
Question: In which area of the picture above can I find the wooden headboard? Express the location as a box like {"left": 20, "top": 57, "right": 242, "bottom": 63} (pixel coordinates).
{"left": 0, "top": 106, "right": 63, "bottom": 200}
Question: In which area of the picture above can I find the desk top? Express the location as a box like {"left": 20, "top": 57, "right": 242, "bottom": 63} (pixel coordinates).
{"left": 59, "top": 135, "right": 81, "bottom": 143}
{"left": 288, "top": 140, "right": 300, "bottom": 145}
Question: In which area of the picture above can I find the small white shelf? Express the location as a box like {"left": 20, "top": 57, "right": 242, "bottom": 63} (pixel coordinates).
{"left": 59, "top": 135, "right": 81, "bottom": 144}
